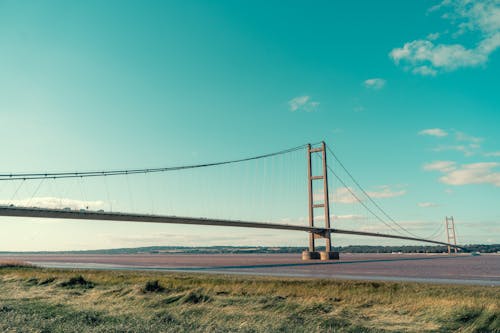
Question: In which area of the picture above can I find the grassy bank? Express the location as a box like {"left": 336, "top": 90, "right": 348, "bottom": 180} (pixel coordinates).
{"left": 0, "top": 263, "right": 498, "bottom": 332}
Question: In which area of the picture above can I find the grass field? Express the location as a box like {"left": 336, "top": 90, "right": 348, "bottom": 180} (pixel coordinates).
{"left": 0, "top": 261, "right": 499, "bottom": 332}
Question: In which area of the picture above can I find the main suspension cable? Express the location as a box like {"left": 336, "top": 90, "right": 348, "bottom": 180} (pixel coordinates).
{"left": 0, "top": 143, "right": 315, "bottom": 181}
{"left": 325, "top": 144, "right": 427, "bottom": 239}
{"left": 322, "top": 158, "right": 404, "bottom": 236}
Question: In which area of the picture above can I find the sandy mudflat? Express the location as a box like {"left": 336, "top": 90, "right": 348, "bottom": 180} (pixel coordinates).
{"left": 2, "top": 253, "right": 499, "bottom": 285}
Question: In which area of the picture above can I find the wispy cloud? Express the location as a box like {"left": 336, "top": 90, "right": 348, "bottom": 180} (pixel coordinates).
{"left": 0, "top": 197, "right": 106, "bottom": 210}
{"left": 440, "top": 162, "right": 500, "bottom": 186}
{"left": 485, "top": 151, "right": 500, "bottom": 157}
{"left": 288, "top": 95, "right": 320, "bottom": 112}
{"left": 366, "top": 185, "right": 406, "bottom": 199}
{"left": 423, "top": 161, "right": 500, "bottom": 187}
{"left": 332, "top": 187, "right": 359, "bottom": 204}
{"left": 423, "top": 161, "right": 457, "bottom": 173}
{"left": 289, "top": 95, "right": 309, "bottom": 111}
{"left": 427, "top": 32, "right": 441, "bottom": 41}
{"left": 332, "top": 185, "right": 406, "bottom": 204}
{"left": 363, "top": 78, "right": 386, "bottom": 90}
{"left": 455, "top": 131, "right": 483, "bottom": 143}
{"left": 419, "top": 129, "right": 486, "bottom": 156}
{"left": 418, "top": 202, "right": 439, "bottom": 208}
{"left": 411, "top": 65, "right": 438, "bottom": 76}
{"left": 432, "top": 144, "right": 480, "bottom": 157}
{"left": 106, "top": 231, "right": 284, "bottom": 247}
{"left": 419, "top": 128, "right": 448, "bottom": 137}
{"left": 334, "top": 214, "right": 366, "bottom": 221}
{"left": 390, "top": 0, "right": 500, "bottom": 75}
{"left": 357, "top": 220, "right": 437, "bottom": 234}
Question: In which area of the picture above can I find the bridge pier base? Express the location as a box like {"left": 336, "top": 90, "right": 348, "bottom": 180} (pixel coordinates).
{"left": 301, "top": 251, "right": 340, "bottom": 260}
{"left": 301, "top": 251, "right": 320, "bottom": 260}
{"left": 320, "top": 251, "right": 339, "bottom": 260}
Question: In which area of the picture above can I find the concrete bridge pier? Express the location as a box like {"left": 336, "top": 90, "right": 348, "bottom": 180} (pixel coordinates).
{"left": 302, "top": 251, "right": 339, "bottom": 261}
{"left": 320, "top": 251, "right": 339, "bottom": 260}
{"left": 304, "top": 142, "right": 340, "bottom": 261}
{"left": 301, "top": 251, "right": 320, "bottom": 260}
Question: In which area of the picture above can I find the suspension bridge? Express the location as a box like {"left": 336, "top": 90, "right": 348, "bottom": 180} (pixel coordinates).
{"left": 0, "top": 141, "right": 462, "bottom": 260}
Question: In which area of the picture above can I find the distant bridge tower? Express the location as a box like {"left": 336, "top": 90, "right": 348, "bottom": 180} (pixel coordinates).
{"left": 302, "top": 142, "right": 339, "bottom": 261}
{"left": 445, "top": 216, "right": 458, "bottom": 254}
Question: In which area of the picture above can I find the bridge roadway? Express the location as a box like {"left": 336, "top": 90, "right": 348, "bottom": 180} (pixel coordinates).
{"left": 0, "top": 206, "right": 464, "bottom": 250}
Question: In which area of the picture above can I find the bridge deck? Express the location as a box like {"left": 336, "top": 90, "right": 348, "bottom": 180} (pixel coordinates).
{"left": 0, "top": 206, "right": 463, "bottom": 249}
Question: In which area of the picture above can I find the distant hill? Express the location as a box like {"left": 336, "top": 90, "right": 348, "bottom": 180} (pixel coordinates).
{"left": 1, "top": 244, "right": 499, "bottom": 255}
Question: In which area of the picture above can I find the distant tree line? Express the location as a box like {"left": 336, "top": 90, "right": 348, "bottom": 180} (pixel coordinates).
{"left": 2, "top": 244, "right": 499, "bottom": 255}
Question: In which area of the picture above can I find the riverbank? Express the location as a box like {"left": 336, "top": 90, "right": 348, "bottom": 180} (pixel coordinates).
{"left": 0, "top": 263, "right": 498, "bottom": 332}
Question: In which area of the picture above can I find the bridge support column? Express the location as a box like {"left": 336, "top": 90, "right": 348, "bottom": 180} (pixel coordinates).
{"left": 304, "top": 142, "right": 339, "bottom": 261}
{"left": 445, "top": 216, "right": 458, "bottom": 254}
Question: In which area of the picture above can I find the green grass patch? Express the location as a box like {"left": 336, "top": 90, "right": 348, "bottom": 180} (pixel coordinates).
{"left": 59, "top": 275, "right": 95, "bottom": 289}
{"left": 142, "top": 279, "right": 165, "bottom": 293}
{"left": 0, "top": 266, "right": 498, "bottom": 332}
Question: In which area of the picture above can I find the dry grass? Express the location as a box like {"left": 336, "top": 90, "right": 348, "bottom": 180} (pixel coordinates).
{"left": 0, "top": 266, "right": 498, "bottom": 332}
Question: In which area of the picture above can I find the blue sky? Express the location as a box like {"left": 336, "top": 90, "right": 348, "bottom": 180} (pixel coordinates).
{"left": 0, "top": 0, "right": 499, "bottom": 250}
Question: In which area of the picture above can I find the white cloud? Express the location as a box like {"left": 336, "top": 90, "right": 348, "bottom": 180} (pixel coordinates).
{"left": 357, "top": 220, "right": 434, "bottom": 234}
{"left": 423, "top": 161, "right": 457, "bottom": 172}
{"left": 333, "top": 185, "right": 406, "bottom": 203}
{"left": 427, "top": 32, "right": 441, "bottom": 41}
{"left": 418, "top": 202, "right": 439, "bottom": 208}
{"left": 357, "top": 225, "right": 398, "bottom": 233}
{"left": 288, "top": 95, "right": 319, "bottom": 112}
{"left": 455, "top": 131, "right": 483, "bottom": 143}
{"left": 0, "top": 197, "right": 106, "bottom": 210}
{"left": 440, "top": 162, "right": 500, "bottom": 186}
{"left": 363, "top": 78, "right": 386, "bottom": 90}
{"left": 332, "top": 187, "right": 359, "bottom": 204}
{"left": 391, "top": 40, "right": 489, "bottom": 71}
{"left": 418, "top": 128, "right": 448, "bottom": 137}
{"left": 289, "top": 95, "right": 309, "bottom": 111}
{"left": 432, "top": 144, "right": 480, "bottom": 156}
{"left": 424, "top": 161, "right": 500, "bottom": 187}
{"left": 279, "top": 216, "right": 307, "bottom": 225}
{"left": 390, "top": 0, "right": 500, "bottom": 75}
{"left": 366, "top": 185, "right": 406, "bottom": 199}
{"left": 420, "top": 129, "right": 484, "bottom": 156}
{"left": 412, "top": 65, "right": 438, "bottom": 76}
{"left": 106, "top": 231, "right": 288, "bottom": 247}
{"left": 485, "top": 151, "right": 500, "bottom": 157}
{"left": 448, "top": 0, "right": 500, "bottom": 36}
{"left": 333, "top": 214, "right": 366, "bottom": 221}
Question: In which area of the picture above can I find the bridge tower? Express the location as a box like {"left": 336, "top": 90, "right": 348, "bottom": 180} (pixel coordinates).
{"left": 445, "top": 216, "right": 458, "bottom": 254}
{"left": 302, "top": 141, "right": 339, "bottom": 261}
